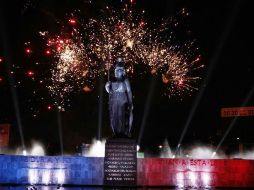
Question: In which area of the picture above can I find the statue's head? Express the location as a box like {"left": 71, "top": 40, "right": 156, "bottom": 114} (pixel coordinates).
{"left": 114, "top": 57, "right": 126, "bottom": 80}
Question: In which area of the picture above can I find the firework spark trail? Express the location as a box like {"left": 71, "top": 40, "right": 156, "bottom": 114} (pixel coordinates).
{"left": 43, "top": 34, "right": 93, "bottom": 109}
{"left": 85, "top": 6, "right": 147, "bottom": 72}
{"left": 42, "top": 4, "right": 203, "bottom": 109}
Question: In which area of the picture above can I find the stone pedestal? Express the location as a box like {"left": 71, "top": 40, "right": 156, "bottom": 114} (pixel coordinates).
{"left": 104, "top": 138, "right": 137, "bottom": 186}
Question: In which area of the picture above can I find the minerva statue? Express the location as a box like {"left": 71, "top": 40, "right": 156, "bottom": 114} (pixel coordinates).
{"left": 105, "top": 57, "right": 133, "bottom": 137}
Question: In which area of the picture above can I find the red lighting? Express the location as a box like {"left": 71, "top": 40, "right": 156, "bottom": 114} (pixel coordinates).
{"left": 68, "top": 18, "right": 77, "bottom": 25}
{"left": 0, "top": 76, "right": 3, "bottom": 82}
{"left": 57, "top": 46, "right": 61, "bottom": 51}
{"left": 139, "top": 21, "right": 145, "bottom": 27}
{"left": 178, "top": 79, "right": 184, "bottom": 85}
{"left": 47, "top": 105, "right": 53, "bottom": 110}
{"left": 45, "top": 49, "right": 51, "bottom": 55}
{"left": 27, "top": 70, "right": 34, "bottom": 77}
{"left": 25, "top": 48, "right": 32, "bottom": 54}
{"left": 0, "top": 57, "right": 3, "bottom": 63}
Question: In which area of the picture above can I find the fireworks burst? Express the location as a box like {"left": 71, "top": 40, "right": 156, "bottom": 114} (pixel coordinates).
{"left": 40, "top": 34, "right": 95, "bottom": 109}
{"left": 85, "top": 6, "right": 147, "bottom": 73}
{"left": 37, "top": 2, "right": 203, "bottom": 109}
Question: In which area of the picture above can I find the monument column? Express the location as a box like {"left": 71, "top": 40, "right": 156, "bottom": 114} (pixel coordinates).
{"left": 104, "top": 138, "right": 137, "bottom": 186}
{"left": 104, "top": 57, "right": 137, "bottom": 186}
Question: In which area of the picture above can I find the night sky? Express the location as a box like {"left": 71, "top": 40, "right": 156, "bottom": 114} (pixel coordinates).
{"left": 0, "top": 0, "right": 253, "bottom": 155}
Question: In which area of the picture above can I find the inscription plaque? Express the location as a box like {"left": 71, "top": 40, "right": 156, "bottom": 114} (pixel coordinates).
{"left": 104, "top": 138, "right": 137, "bottom": 186}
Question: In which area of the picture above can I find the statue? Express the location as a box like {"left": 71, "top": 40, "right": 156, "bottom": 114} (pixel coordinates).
{"left": 105, "top": 57, "right": 133, "bottom": 137}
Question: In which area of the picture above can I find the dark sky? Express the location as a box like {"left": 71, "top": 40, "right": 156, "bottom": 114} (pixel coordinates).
{"left": 0, "top": 0, "right": 253, "bottom": 155}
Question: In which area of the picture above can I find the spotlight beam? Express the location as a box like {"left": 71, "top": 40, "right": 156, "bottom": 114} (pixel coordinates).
{"left": 97, "top": 76, "right": 104, "bottom": 141}
{"left": 175, "top": 0, "right": 242, "bottom": 155}
{"left": 57, "top": 110, "right": 64, "bottom": 155}
{"left": 138, "top": 77, "right": 156, "bottom": 146}
{"left": 0, "top": 11, "right": 26, "bottom": 150}
{"left": 214, "top": 86, "right": 254, "bottom": 155}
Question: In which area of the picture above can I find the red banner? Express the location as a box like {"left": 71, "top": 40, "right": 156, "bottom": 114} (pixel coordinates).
{"left": 0, "top": 124, "right": 10, "bottom": 147}
{"left": 221, "top": 107, "right": 254, "bottom": 117}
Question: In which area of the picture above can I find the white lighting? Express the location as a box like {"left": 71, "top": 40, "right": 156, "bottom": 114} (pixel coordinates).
{"left": 56, "top": 170, "right": 65, "bottom": 184}
{"left": 137, "top": 145, "right": 140, "bottom": 151}
{"left": 42, "top": 187, "right": 50, "bottom": 190}
{"left": 212, "top": 151, "right": 216, "bottom": 158}
{"left": 28, "top": 169, "right": 38, "bottom": 184}
{"left": 189, "top": 172, "right": 197, "bottom": 185}
{"left": 176, "top": 172, "right": 184, "bottom": 188}
{"left": 202, "top": 173, "right": 210, "bottom": 186}
{"left": 42, "top": 170, "right": 51, "bottom": 185}
{"left": 23, "top": 150, "right": 27, "bottom": 156}
{"left": 30, "top": 142, "right": 45, "bottom": 156}
{"left": 86, "top": 139, "right": 105, "bottom": 157}
{"left": 177, "top": 184, "right": 184, "bottom": 189}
